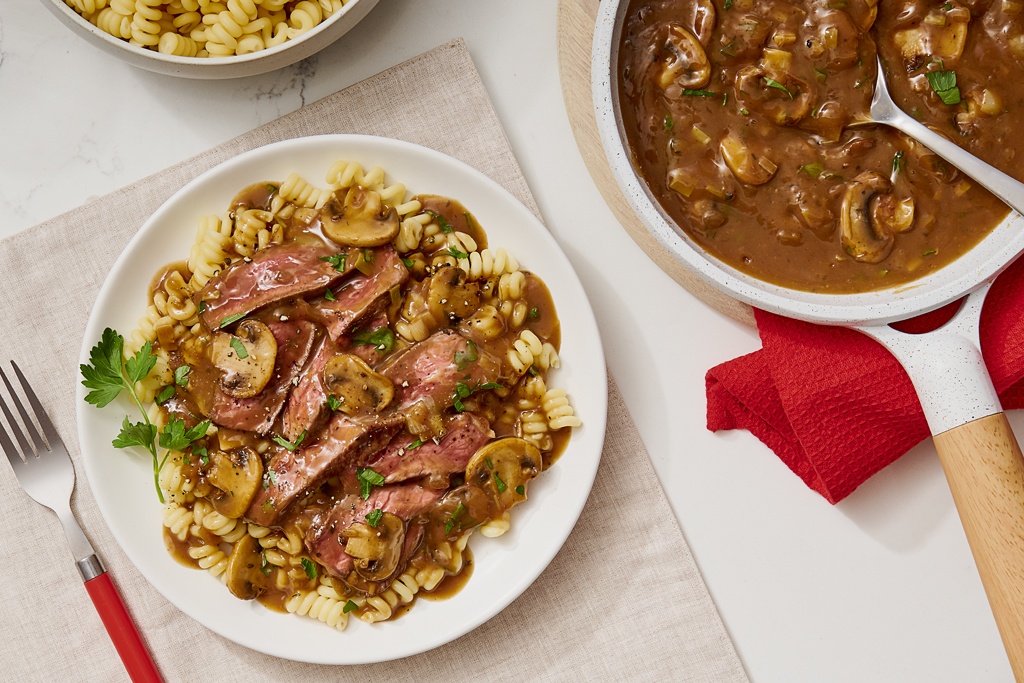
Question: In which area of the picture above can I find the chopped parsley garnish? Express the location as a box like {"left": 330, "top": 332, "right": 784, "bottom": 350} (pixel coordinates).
{"left": 485, "top": 456, "right": 494, "bottom": 469}
{"left": 406, "top": 439, "right": 424, "bottom": 450}
{"left": 357, "top": 467, "right": 386, "bottom": 499}
{"left": 272, "top": 430, "right": 306, "bottom": 452}
{"left": 324, "top": 287, "right": 337, "bottom": 302}
{"left": 198, "top": 300, "right": 207, "bottom": 314}
{"left": 454, "top": 340, "right": 479, "bottom": 371}
{"left": 155, "top": 385, "right": 175, "bottom": 405}
{"left": 452, "top": 380, "right": 503, "bottom": 412}
{"left": 663, "top": 114, "right": 674, "bottom": 132}
{"left": 923, "top": 248, "right": 938, "bottom": 256}
{"left": 263, "top": 469, "right": 277, "bottom": 489}
{"left": 763, "top": 77, "right": 794, "bottom": 99}
{"left": 926, "top": 69, "right": 961, "bottom": 105}
{"left": 219, "top": 313, "right": 246, "bottom": 329}
{"left": 343, "top": 600, "right": 359, "bottom": 613}
{"left": 445, "top": 246, "right": 469, "bottom": 260}
{"left": 229, "top": 337, "right": 249, "bottom": 359}
{"left": 724, "top": 0, "right": 733, "bottom": 8}
{"left": 515, "top": 485, "right": 525, "bottom": 496}
{"left": 319, "top": 253, "right": 348, "bottom": 272}
{"left": 365, "top": 509, "right": 384, "bottom": 528}
{"left": 352, "top": 326, "right": 395, "bottom": 353}
{"left": 494, "top": 473, "right": 508, "bottom": 494}
{"left": 445, "top": 502, "right": 466, "bottom": 535}
{"left": 301, "top": 557, "right": 318, "bottom": 580}
{"left": 528, "top": 307, "right": 540, "bottom": 319}
{"left": 892, "top": 150, "right": 905, "bottom": 178}
{"left": 682, "top": 89, "right": 717, "bottom": 97}
{"left": 797, "top": 162, "right": 824, "bottom": 178}
{"left": 814, "top": 68, "right": 828, "bottom": 84}
{"left": 195, "top": 446, "right": 209, "bottom": 467}
{"left": 401, "top": 257, "right": 415, "bottom": 268}
{"left": 324, "top": 395, "right": 343, "bottom": 411}
{"left": 174, "top": 365, "right": 191, "bottom": 387}
{"left": 426, "top": 210, "right": 454, "bottom": 233}
{"left": 260, "top": 552, "right": 272, "bottom": 577}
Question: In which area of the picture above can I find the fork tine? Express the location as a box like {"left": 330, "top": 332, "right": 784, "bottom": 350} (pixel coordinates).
{"left": 0, "top": 416, "right": 27, "bottom": 472}
{"left": 10, "top": 362, "right": 60, "bottom": 452}
{"left": 0, "top": 364, "right": 48, "bottom": 455}
{"left": 0, "top": 366, "right": 36, "bottom": 459}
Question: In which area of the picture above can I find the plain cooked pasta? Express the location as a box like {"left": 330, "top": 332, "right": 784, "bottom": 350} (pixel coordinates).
{"left": 64, "top": 0, "right": 350, "bottom": 57}
{"left": 111, "top": 157, "right": 582, "bottom": 635}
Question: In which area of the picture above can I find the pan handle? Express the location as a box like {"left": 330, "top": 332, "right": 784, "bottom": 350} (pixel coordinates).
{"left": 858, "top": 284, "right": 1024, "bottom": 679}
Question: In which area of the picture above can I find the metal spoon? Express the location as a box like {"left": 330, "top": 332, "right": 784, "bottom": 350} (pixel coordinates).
{"left": 870, "top": 55, "right": 1024, "bottom": 216}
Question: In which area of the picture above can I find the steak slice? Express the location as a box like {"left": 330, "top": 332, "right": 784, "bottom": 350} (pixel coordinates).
{"left": 205, "top": 320, "right": 315, "bottom": 434}
{"left": 245, "top": 411, "right": 404, "bottom": 526}
{"left": 305, "top": 482, "right": 444, "bottom": 580}
{"left": 196, "top": 244, "right": 352, "bottom": 329}
{"left": 279, "top": 333, "right": 336, "bottom": 442}
{"left": 370, "top": 412, "right": 493, "bottom": 485}
{"left": 316, "top": 246, "right": 408, "bottom": 341}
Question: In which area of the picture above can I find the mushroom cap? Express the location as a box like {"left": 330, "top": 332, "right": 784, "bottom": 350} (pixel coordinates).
{"left": 320, "top": 185, "right": 400, "bottom": 248}
{"left": 322, "top": 353, "right": 394, "bottom": 415}
{"left": 342, "top": 512, "right": 405, "bottom": 583}
{"left": 224, "top": 534, "right": 268, "bottom": 601}
{"left": 210, "top": 319, "right": 277, "bottom": 398}
{"left": 208, "top": 447, "right": 263, "bottom": 519}
{"left": 465, "top": 437, "right": 542, "bottom": 513}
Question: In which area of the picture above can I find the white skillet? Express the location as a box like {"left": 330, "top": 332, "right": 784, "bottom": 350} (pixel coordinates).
{"left": 593, "top": 0, "right": 1024, "bottom": 675}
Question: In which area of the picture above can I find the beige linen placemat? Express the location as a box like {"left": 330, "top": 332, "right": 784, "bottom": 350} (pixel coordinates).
{"left": 0, "top": 40, "right": 747, "bottom": 682}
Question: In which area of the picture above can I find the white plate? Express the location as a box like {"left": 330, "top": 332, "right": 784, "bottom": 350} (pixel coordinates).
{"left": 76, "top": 135, "right": 607, "bottom": 664}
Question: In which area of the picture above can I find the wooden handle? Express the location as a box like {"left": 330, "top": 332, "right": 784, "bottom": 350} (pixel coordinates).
{"left": 933, "top": 413, "right": 1024, "bottom": 681}
{"left": 83, "top": 572, "right": 163, "bottom": 683}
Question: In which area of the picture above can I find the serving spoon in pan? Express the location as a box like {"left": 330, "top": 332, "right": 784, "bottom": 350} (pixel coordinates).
{"left": 592, "top": 2, "right": 1024, "bottom": 676}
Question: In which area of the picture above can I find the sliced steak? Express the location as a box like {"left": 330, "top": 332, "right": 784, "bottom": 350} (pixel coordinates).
{"left": 370, "top": 412, "right": 493, "bottom": 485}
{"left": 380, "top": 330, "right": 503, "bottom": 438}
{"left": 196, "top": 244, "right": 352, "bottom": 329}
{"left": 205, "top": 320, "right": 315, "bottom": 434}
{"left": 245, "top": 412, "right": 404, "bottom": 526}
{"left": 279, "top": 333, "right": 336, "bottom": 442}
{"left": 316, "top": 246, "right": 408, "bottom": 341}
{"left": 305, "top": 482, "right": 444, "bottom": 580}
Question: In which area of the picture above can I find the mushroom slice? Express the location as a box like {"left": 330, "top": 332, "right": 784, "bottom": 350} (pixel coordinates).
{"left": 720, "top": 135, "right": 777, "bottom": 186}
{"left": 207, "top": 447, "right": 263, "bottom": 519}
{"left": 894, "top": 4, "right": 970, "bottom": 65}
{"left": 840, "top": 171, "right": 897, "bottom": 263}
{"left": 210, "top": 320, "right": 278, "bottom": 399}
{"left": 656, "top": 24, "right": 711, "bottom": 90}
{"left": 320, "top": 185, "right": 400, "bottom": 247}
{"left": 224, "top": 534, "right": 269, "bottom": 600}
{"left": 465, "top": 438, "right": 542, "bottom": 513}
{"left": 322, "top": 353, "right": 394, "bottom": 415}
{"left": 872, "top": 195, "right": 915, "bottom": 234}
{"left": 342, "top": 512, "right": 405, "bottom": 582}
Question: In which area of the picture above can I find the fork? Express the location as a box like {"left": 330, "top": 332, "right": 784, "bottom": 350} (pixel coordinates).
{"left": 0, "top": 362, "right": 162, "bottom": 683}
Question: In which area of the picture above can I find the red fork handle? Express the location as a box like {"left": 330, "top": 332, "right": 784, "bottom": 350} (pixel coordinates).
{"left": 83, "top": 572, "right": 163, "bottom": 683}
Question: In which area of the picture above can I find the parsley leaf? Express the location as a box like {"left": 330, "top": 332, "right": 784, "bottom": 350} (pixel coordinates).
{"left": 406, "top": 439, "right": 424, "bottom": 450}
{"left": 454, "top": 340, "right": 478, "bottom": 371}
{"left": 515, "top": 484, "right": 525, "bottom": 496}
{"left": 763, "top": 77, "right": 794, "bottom": 99}
{"left": 155, "top": 385, "right": 175, "bottom": 405}
{"left": 324, "top": 287, "right": 337, "bottom": 302}
{"left": 319, "top": 253, "right": 348, "bottom": 272}
{"left": 356, "top": 467, "right": 385, "bottom": 499}
{"left": 301, "top": 558, "right": 318, "bottom": 580}
{"left": 445, "top": 246, "right": 469, "bottom": 260}
{"left": 401, "top": 257, "right": 415, "bottom": 268}
{"left": 798, "top": 162, "right": 824, "bottom": 178}
{"left": 926, "top": 70, "right": 961, "bottom": 105}
{"left": 343, "top": 600, "right": 359, "bottom": 614}
{"left": 173, "top": 365, "right": 191, "bottom": 387}
{"left": 323, "top": 395, "right": 343, "bottom": 411}
{"left": 124, "top": 342, "right": 157, "bottom": 386}
{"left": 494, "top": 472, "right": 508, "bottom": 494}
{"left": 663, "top": 114, "right": 674, "bottom": 132}
{"left": 219, "top": 313, "right": 246, "bottom": 329}
{"left": 159, "top": 417, "right": 211, "bottom": 452}
{"left": 682, "top": 89, "right": 717, "bottom": 97}
{"left": 365, "top": 509, "right": 384, "bottom": 528}
{"left": 445, "top": 502, "right": 466, "bottom": 535}
{"left": 229, "top": 337, "right": 249, "bottom": 359}
{"left": 272, "top": 430, "right": 306, "bottom": 452}
{"left": 426, "top": 211, "right": 453, "bottom": 233}
{"left": 892, "top": 150, "right": 905, "bottom": 178}
{"left": 112, "top": 416, "right": 157, "bottom": 450}
{"left": 80, "top": 329, "right": 129, "bottom": 408}
{"left": 352, "top": 326, "right": 395, "bottom": 353}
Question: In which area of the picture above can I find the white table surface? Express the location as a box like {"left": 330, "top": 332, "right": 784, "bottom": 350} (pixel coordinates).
{"left": 0, "top": 1, "right": 1013, "bottom": 680}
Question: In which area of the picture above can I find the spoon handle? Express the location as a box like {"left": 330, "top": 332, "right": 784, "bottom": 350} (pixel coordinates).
{"left": 871, "top": 69, "right": 1024, "bottom": 216}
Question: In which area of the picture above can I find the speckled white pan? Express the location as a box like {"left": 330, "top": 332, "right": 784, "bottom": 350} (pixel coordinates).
{"left": 593, "top": 1, "right": 1024, "bottom": 674}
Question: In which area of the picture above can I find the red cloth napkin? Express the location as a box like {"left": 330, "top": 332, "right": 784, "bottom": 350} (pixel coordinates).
{"left": 705, "top": 256, "right": 1024, "bottom": 504}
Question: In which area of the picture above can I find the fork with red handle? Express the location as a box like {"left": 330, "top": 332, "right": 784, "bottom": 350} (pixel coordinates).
{"left": 0, "top": 362, "right": 162, "bottom": 683}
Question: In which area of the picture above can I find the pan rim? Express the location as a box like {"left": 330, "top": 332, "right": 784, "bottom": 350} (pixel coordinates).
{"left": 591, "top": 0, "right": 1024, "bottom": 327}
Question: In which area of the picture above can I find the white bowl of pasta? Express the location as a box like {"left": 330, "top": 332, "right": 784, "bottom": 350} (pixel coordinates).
{"left": 44, "top": 0, "right": 379, "bottom": 79}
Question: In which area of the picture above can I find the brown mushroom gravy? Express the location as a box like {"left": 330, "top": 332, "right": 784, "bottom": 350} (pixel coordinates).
{"left": 144, "top": 169, "right": 577, "bottom": 628}
{"left": 618, "top": 0, "right": 1024, "bottom": 293}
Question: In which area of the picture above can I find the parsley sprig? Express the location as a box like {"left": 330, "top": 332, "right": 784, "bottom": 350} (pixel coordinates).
{"left": 81, "top": 329, "right": 209, "bottom": 502}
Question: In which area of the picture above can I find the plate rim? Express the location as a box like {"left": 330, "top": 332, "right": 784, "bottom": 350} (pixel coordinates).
{"left": 75, "top": 133, "right": 608, "bottom": 664}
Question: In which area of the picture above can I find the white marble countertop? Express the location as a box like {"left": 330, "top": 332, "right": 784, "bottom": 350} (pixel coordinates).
{"left": 0, "top": 1, "right": 1014, "bottom": 680}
